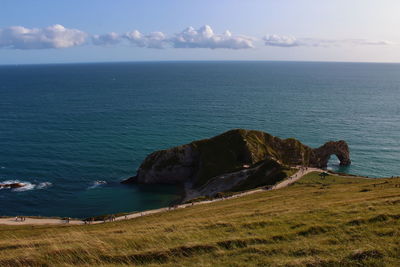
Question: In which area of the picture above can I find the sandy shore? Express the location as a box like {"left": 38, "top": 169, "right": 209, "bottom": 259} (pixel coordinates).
{"left": 0, "top": 167, "right": 321, "bottom": 226}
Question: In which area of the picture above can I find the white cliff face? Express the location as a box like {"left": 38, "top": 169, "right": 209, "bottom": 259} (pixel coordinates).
{"left": 135, "top": 144, "right": 198, "bottom": 184}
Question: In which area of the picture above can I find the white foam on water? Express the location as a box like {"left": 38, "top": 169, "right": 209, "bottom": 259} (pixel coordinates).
{"left": 36, "top": 182, "right": 53, "bottom": 190}
{"left": 12, "top": 182, "right": 36, "bottom": 192}
{"left": 87, "top": 180, "right": 107, "bottom": 189}
{"left": 0, "top": 180, "right": 52, "bottom": 192}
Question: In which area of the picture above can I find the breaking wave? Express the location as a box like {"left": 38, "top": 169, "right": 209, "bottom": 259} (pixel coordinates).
{"left": 87, "top": 180, "right": 107, "bottom": 189}
{"left": 0, "top": 180, "right": 52, "bottom": 192}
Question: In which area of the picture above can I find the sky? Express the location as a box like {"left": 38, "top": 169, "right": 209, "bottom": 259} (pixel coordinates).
{"left": 1, "top": 0, "right": 400, "bottom": 64}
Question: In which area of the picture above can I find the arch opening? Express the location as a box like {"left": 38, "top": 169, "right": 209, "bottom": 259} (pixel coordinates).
{"left": 327, "top": 154, "right": 351, "bottom": 172}
{"left": 310, "top": 140, "right": 351, "bottom": 168}
{"left": 327, "top": 154, "right": 341, "bottom": 170}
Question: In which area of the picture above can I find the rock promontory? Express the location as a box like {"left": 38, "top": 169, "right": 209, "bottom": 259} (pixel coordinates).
{"left": 123, "top": 129, "right": 351, "bottom": 199}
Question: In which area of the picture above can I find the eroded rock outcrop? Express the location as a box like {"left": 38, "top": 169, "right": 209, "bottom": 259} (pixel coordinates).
{"left": 0, "top": 183, "right": 25, "bottom": 189}
{"left": 125, "top": 145, "right": 198, "bottom": 184}
{"left": 123, "top": 129, "right": 351, "bottom": 198}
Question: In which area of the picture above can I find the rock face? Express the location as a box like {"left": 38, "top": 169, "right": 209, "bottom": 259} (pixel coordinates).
{"left": 123, "top": 129, "right": 351, "bottom": 198}
{"left": 130, "top": 145, "right": 198, "bottom": 184}
{"left": 0, "top": 182, "right": 25, "bottom": 189}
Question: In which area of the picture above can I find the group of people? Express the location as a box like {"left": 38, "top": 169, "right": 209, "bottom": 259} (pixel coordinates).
{"left": 286, "top": 166, "right": 309, "bottom": 181}
{"left": 168, "top": 205, "right": 179, "bottom": 210}
{"left": 15, "top": 216, "right": 26, "bottom": 222}
{"left": 299, "top": 166, "right": 309, "bottom": 172}
{"left": 84, "top": 218, "right": 95, "bottom": 224}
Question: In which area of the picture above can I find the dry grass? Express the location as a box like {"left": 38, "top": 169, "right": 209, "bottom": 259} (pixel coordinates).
{"left": 0, "top": 172, "right": 399, "bottom": 266}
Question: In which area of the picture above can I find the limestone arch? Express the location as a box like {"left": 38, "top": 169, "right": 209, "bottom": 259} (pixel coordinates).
{"left": 310, "top": 140, "right": 351, "bottom": 168}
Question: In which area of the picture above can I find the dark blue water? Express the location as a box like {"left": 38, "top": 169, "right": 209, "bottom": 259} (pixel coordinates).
{"left": 1, "top": 61, "right": 400, "bottom": 218}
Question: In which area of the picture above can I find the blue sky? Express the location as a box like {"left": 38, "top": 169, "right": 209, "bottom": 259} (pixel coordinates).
{"left": 1, "top": 0, "right": 400, "bottom": 64}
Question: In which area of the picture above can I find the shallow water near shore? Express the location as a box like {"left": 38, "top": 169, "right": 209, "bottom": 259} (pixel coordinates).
{"left": 1, "top": 61, "right": 400, "bottom": 218}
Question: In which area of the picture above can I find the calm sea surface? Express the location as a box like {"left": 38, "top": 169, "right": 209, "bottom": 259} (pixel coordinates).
{"left": 1, "top": 61, "right": 399, "bottom": 218}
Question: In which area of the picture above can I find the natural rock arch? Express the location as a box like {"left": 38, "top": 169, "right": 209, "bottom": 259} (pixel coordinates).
{"left": 310, "top": 140, "right": 351, "bottom": 168}
{"left": 123, "top": 129, "right": 352, "bottom": 187}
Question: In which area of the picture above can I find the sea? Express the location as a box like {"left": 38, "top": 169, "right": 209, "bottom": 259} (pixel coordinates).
{"left": 1, "top": 61, "right": 399, "bottom": 218}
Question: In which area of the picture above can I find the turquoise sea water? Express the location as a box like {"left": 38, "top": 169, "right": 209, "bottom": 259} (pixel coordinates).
{"left": 1, "top": 61, "right": 400, "bottom": 218}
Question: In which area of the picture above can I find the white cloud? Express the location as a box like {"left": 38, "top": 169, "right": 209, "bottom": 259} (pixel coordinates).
{"left": 0, "top": 24, "right": 254, "bottom": 50}
{"left": 92, "top": 32, "right": 121, "bottom": 46}
{"left": 5, "top": 24, "right": 391, "bottom": 51}
{"left": 171, "top": 25, "right": 254, "bottom": 49}
{"left": 103, "top": 25, "right": 255, "bottom": 49}
{"left": 344, "top": 39, "right": 394, "bottom": 46}
{"left": 263, "top": 34, "right": 299, "bottom": 47}
{"left": 123, "top": 30, "right": 167, "bottom": 49}
{"left": 264, "top": 34, "right": 394, "bottom": 48}
{"left": 0, "top": 24, "right": 87, "bottom": 49}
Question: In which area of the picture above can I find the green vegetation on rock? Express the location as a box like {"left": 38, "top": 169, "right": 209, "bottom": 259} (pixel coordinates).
{"left": 191, "top": 129, "right": 313, "bottom": 188}
{"left": 128, "top": 129, "right": 351, "bottom": 200}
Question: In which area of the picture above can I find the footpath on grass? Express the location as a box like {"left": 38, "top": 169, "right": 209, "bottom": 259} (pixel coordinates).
{"left": 0, "top": 167, "right": 322, "bottom": 226}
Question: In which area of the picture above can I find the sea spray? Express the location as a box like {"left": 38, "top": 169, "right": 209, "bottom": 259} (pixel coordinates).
{"left": 88, "top": 180, "right": 107, "bottom": 189}
{"left": 0, "top": 180, "right": 52, "bottom": 192}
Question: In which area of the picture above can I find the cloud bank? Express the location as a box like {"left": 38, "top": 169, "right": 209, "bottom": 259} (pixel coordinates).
{"left": 263, "top": 34, "right": 299, "bottom": 47}
{"left": 0, "top": 24, "right": 87, "bottom": 49}
{"left": 95, "top": 25, "right": 254, "bottom": 49}
{"left": 123, "top": 30, "right": 168, "bottom": 49}
{"left": 0, "top": 24, "right": 254, "bottom": 50}
{"left": 170, "top": 25, "right": 254, "bottom": 49}
{"left": 263, "top": 34, "right": 393, "bottom": 48}
{"left": 92, "top": 32, "right": 120, "bottom": 46}
{"left": 0, "top": 24, "right": 395, "bottom": 50}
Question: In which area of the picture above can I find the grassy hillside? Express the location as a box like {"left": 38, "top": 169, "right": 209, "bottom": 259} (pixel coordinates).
{"left": 1, "top": 172, "right": 399, "bottom": 266}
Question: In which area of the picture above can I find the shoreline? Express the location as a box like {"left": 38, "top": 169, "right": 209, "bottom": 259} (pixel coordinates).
{"left": 0, "top": 167, "right": 333, "bottom": 226}
{"left": 0, "top": 168, "right": 386, "bottom": 226}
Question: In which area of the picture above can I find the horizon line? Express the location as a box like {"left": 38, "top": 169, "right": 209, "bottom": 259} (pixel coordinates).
{"left": 1, "top": 59, "right": 400, "bottom": 67}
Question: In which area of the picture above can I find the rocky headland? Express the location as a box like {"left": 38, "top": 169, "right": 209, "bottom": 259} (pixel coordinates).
{"left": 123, "top": 129, "right": 351, "bottom": 200}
